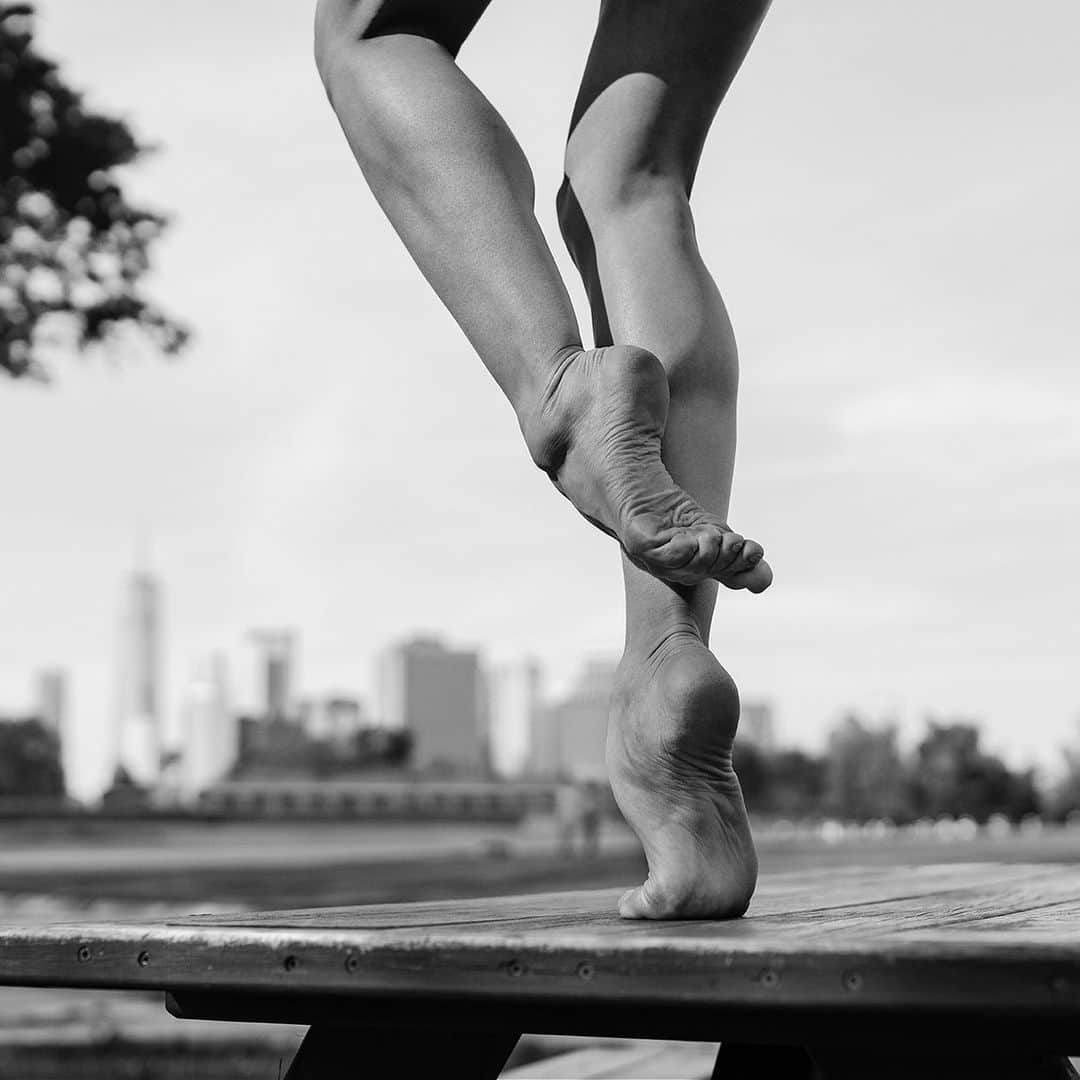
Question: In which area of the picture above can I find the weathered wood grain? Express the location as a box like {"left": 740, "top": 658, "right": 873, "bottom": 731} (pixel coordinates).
{"left": 2, "top": 863, "right": 1080, "bottom": 1025}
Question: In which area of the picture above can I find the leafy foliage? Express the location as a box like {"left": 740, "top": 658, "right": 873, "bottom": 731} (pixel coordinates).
{"left": 0, "top": 717, "right": 64, "bottom": 796}
{"left": 0, "top": 3, "right": 186, "bottom": 380}
{"left": 909, "top": 719, "right": 1039, "bottom": 824}
{"left": 735, "top": 714, "right": 1040, "bottom": 824}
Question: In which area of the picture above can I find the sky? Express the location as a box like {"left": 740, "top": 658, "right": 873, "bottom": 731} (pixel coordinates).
{"left": 1, "top": 0, "right": 1078, "bottom": 798}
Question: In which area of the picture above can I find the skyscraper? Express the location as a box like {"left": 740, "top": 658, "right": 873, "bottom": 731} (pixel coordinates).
{"left": 378, "top": 635, "right": 484, "bottom": 773}
{"left": 115, "top": 566, "right": 163, "bottom": 786}
{"left": 251, "top": 630, "right": 297, "bottom": 721}
{"left": 487, "top": 658, "right": 543, "bottom": 778}
{"left": 36, "top": 668, "right": 66, "bottom": 733}
{"left": 537, "top": 658, "right": 617, "bottom": 781}
{"left": 180, "top": 652, "right": 235, "bottom": 798}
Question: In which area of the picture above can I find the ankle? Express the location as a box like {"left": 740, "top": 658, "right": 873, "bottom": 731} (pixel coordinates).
{"left": 517, "top": 344, "right": 585, "bottom": 474}
{"left": 620, "top": 620, "right": 704, "bottom": 678}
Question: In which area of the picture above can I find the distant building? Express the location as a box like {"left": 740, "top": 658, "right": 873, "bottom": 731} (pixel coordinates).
{"left": 180, "top": 653, "right": 235, "bottom": 797}
{"left": 115, "top": 567, "right": 163, "bottom": 786}
{"left": 250, "top": 630, "right": 297, "bottom": 722}
{"left": 487, "top": 659, "right": 543, "bottom": 779}
{"left": 36, "top": 668, "right": 65, "bottom": 734}
{"left": 740, "top": 700, "right": 777, "bottom": 752}
{"left": 534, "top": 658, "right": 617, "bottom": 781}
{"left": 378, "top": 635, "right": 484, "bottom": 774}
{"left": 301, "top": 695, "right": 365, "bottom": 747}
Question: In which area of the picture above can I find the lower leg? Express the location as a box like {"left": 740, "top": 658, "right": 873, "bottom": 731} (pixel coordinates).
{"left": 314, "top": 0, "right": 768, "bottom": 589}
{"left": 557, "top": 0, "right": 773, "bottom": 917}
{"left": 562, "top": 184, "right": 758, "bottom": 918}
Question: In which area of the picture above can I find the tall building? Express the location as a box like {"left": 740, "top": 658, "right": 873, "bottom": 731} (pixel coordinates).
{"left": 533, "top": 658, "right": 617, "bottom": 780}
{"left": 36, "top": 668, "right": 66, "bottom": 734}
{"left": 739, "top": 700, "right": 777, "bottom": 752}
{"left": 378, "top": 635, "right": 484, "bottom": 773}
{"left": 487, "top": 658, "right": 543, "bottom": 778}
{"left": 251, "top": 630, "right": 297, "bottom": 721}
{"left": 180, "top": 653, "right": 235, "bottom": 797}
{"left": 115, "top": 567, "right": 163, "bottom": 786}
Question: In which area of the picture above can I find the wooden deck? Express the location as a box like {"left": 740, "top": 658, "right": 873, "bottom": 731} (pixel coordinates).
{"left": 3, "top": 862, "right": 1080, "bottom": 1076}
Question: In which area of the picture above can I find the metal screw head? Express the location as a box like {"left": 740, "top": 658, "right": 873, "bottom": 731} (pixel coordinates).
{"left": 283, "top": 955, "right": 298, "bottom": 972}
{"left": 76, "top": 945, "right": 91, "bottom": 963}
{"left": 842, "top": 970, "right": 863, "bottom": 992}
{"left": 344, "top": 953, "right": 359, "bottom": 973}
{"left": 758, "top": 968, "right": 780, "bottom": 988}
{"left": 137, "top": 951, "right": 151, "bottom": 968}
{"left": 506, "top": 959, "right": 527, "bottom": 977}
{"left": 577, "top": 961, "right": 595, "bottom": 981}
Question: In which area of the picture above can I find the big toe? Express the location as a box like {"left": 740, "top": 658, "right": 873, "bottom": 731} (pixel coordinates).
{"left": 618, "top": 880, "right": 670, "bottom": 920}
{"left": 722, "top": 557, "right": 773, "bottom": 594}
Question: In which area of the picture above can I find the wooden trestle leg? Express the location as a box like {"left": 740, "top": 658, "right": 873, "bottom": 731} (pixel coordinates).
{"left": 283, "top": 1024, "right": 520, "bottom": 1080}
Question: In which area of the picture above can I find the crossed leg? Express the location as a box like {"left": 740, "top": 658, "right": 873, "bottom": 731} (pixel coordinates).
{"left": 313, "top": 0, "right": 770, "bottom": 592}
{"left": 558, "top": 0, "right": 771, "bottom": 918}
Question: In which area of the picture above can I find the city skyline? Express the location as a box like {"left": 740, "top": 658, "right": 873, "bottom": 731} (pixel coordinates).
{"left": 1, "top": 0, "right": 1077, "bottom": 788}
{"left": 3, "top": 557, "right": 795, "bottom": 800}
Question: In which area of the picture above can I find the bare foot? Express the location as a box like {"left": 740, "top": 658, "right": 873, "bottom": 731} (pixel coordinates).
{"left": 522, "top": 345, "right": 772, "bottom": 590}
{"left": 608, "top": 632, "right": 758, "bottom": 919}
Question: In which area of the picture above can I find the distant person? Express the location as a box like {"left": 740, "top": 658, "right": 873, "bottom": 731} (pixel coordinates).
{"left": 580, "top": 780, "right": 603, "bottom": 860}
{"left": 314, "top": 0, "right": 769, "bottom": 918}
{"left": 554, "top": 780, "right": 585, "bottom": 858}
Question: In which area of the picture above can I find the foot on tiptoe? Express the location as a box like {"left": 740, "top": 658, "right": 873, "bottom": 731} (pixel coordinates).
{"left": 522, "top": 345, "right": 773, "bottom": 591}
{"left": 608, "top": 633, "right": 758, "bottom": 919}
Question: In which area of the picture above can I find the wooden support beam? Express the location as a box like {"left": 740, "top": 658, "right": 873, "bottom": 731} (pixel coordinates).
{"left": 283, "top": 1024, "right": 520, "bottom": 1080}
{"left": 710, "top": 1044, "right": 1080, "bottom": 1080}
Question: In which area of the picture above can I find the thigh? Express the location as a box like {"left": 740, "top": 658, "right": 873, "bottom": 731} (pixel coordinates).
{"left": 315, "top": 0, "right": 494, "bottom": 59}
{"left": 566, "top": 0, "right": 771, "bottom": 193}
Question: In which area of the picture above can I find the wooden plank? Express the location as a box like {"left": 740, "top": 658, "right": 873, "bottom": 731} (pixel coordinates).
{"left": 3, "top": 864, "right": 1080, "bottom": 1023}
{"left": 178, "top": 863, "right": 1055, "bottom": 929}
{"left": 179, "top": 889, "right": 615, "bottom": 930}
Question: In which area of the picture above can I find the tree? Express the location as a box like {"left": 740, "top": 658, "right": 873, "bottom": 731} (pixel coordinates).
{"left": 731, "top": 740, "right": 769, "bottom": 809}
{"left": 0, "top": 717, "right": 64, "bottom": 796}
{"left": 909, "top": 719, "right": 1039, "bottom": 824}
{"left": 824, "top": 713, "right": 912, "bottom": 822}
{"left": 0, "top": 3, "right": 186, "bottom": 380}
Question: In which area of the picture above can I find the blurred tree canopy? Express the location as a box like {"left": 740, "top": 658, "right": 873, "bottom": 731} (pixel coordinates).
{"left": 734, "top": 714, "right": 1041, "bottom": 824}
{"left": 825, "top": 714, "right": 910, "bottom": 821}
{"left": 909, "top": 719, "right": 1040, "bottom": 824}
{"left": 0, "top": 717, "right": 64, "bottom": 796}
{"left": 0, "top": 3, "right": 186, "bottom": 381}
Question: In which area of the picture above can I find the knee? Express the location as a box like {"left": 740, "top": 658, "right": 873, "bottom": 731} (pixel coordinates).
{"left": 556, "top": 167, "right": 692, "bottom": 272}
{"left": 313, "top": 0, "right": 362, "bottom": 100}
{"left": 314, "top": 0, "right": 480, "bottom": 97}
{"left": 562, "top": 139, "right": 693, "bottom": 238}
{"left": 312, "top": 0, "right": 414, "bottom": 102}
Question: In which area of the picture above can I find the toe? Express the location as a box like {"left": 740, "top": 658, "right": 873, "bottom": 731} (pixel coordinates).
{"left": 701, "top": 529, "right": 744, "bottom": 578}
{"left": 722, "top": 558, "right": 773, "bottom": 594}
{"left": 618, "top": 881, "right": 665, "bottom": 920}
{"left": 730, "top": 539, "right": 765, "bottom": 573}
